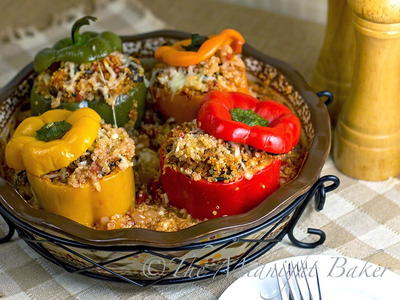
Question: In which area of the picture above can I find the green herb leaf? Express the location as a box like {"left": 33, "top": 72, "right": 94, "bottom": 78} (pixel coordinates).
{"left": 230, "top": 108, "right": 269, "bottom": 127}
{"left": 36, "top": 121, "right": 72, "bottom": 142}
{"left": 182, "top": 34, "right": 207, "bottom": 52}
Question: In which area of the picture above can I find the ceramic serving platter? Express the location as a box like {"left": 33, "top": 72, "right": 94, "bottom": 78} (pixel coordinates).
{"left": 0, "top": 30, "right": 331, "bottom": 279}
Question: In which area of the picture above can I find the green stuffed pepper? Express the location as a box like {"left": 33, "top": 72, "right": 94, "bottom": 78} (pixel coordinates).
{"left": 30, "top": 16, "right": 146, "bottom": 127}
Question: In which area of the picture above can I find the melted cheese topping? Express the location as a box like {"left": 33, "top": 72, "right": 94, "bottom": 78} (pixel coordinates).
{"left": 152, "top": 44, "right": 247, "bottom": 95}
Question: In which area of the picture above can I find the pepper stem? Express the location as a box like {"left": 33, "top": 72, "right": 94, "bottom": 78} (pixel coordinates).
{"left": 71, "top": 16, "right": 97, "bottom": 44}
{"left": 230, "top": 108, "right": 269, "bottom": 127}
{"left": 182, "top": 34, "right": 207, "bottom": 52}
{"left": 36, "top": 121, "right": 72, "bottom": 142}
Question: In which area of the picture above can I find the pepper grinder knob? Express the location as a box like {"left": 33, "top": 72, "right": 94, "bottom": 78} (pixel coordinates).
{"left": 333, "top": 0, "right": 400, "bottom": 180}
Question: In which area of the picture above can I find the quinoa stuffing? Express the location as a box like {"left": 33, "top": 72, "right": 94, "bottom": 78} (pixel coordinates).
{"left": 34, "top": 52, "right": 144, "bottom": 108}
{"left": 95, "top": 203, "right": 198, "bottom": 231}
{"left": 4, "top": 38, "right": 309, "bottom": 232}
{"left": 280, "top": 147, "right": 306, "bottom": 185}
{"left": 162, "top": 121, "right": 277, "bottom": 183}
{"left": 43, "top": 124, "right": 135, "bottom": 191}
{"left": 6, "top": 102, "right": 305, "bottom": 231}
{"left": 151, "top": 44, "right": 247, "bottom": 95}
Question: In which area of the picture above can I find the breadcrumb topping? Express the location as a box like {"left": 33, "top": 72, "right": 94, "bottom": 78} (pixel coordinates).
{"left": 35, "top": 52, "right": 144, "bottom": 107}
{"left": 162, "top": 121, "right": 276, "bottom": 183}
{"left": 152, "top": 44, "right": 247, "bottom": 95}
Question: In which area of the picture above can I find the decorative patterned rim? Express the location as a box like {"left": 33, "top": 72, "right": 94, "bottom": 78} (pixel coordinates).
{"left": 0, "top": 30, "right": 331, "bottom": 248}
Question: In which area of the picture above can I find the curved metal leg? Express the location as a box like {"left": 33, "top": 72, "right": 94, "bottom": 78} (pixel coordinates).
{"left": 317, "top": 90, "right": 334, "bottom": 105}
{"left": 287, "top": 175, "right": 340, "bottom": 248}
{"left": 0, "top": 214, "right": 15, "bottom": 244}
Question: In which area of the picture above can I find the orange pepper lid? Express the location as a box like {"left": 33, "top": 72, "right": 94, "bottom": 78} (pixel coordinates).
{"left": 154, "top": 29, "right": 245, "bottom": 67}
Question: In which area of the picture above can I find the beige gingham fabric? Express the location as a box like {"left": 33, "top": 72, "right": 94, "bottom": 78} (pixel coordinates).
{"left": 0, "top": 1, "right": 399, "bottom": 299}
{"left": 0, "top": 0, "right": 165, "bottom": 86}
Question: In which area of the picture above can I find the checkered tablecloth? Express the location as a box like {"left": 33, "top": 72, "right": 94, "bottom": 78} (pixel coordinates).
{"left": 0, "top": 0, "right": 399, "bottom": 299}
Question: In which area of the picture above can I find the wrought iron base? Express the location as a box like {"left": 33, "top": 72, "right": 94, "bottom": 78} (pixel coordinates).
{"left": 0, "top": 175, "right": 339, "bottom": 286}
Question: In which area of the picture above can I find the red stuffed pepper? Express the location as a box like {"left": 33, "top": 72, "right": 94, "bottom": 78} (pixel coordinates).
{"left": 161, "top": 157, "right": 281, "bottom": 219}
{"left": 160, "top": 92, "right": 301, "bottom": 220}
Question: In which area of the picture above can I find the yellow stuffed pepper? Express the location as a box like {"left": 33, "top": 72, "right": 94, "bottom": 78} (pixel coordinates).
{"left": 150, "top": 29, "right": 249, "bottom": 123}
{"left": 5, "top": 108, "right": 135, "bottom": 227}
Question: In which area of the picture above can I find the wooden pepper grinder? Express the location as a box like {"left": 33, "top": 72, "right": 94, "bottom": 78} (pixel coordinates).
{"left": 311, "top": 0, "right": 355, "bottom": 126}
{"left": 333, "top": 0, "right": 400, "bottom": 180}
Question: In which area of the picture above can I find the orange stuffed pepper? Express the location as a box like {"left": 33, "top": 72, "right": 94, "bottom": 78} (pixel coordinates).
{"left": 150, "top": 29, "right": 249, "bottom": 123}
{"left": 5, "top": 108, "right": 136, "bottom": 227}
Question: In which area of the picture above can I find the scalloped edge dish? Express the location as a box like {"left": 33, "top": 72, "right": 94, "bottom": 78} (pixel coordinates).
{"left": 0, "top": 30, "right": 331, "bottom": 248}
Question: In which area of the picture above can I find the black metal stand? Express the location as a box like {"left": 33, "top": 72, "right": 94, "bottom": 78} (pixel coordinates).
{"left": 0, "top": 216, "right": 15, "bottom": 243}
{"left": 0, "top": 175, "right": 339, "bottom": 286}
{"left": 316, "top": 90, "right": 334, "bottom": 105}
{"left": 287, "top": 175, "right": 339, "bottom": 248}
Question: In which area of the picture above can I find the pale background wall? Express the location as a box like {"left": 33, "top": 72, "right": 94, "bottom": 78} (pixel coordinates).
{"left": 218, "top": 0, "right": 328, "bottom": 24}
{"left": 0, "top": 0, "right": 328, "bottom": 35}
